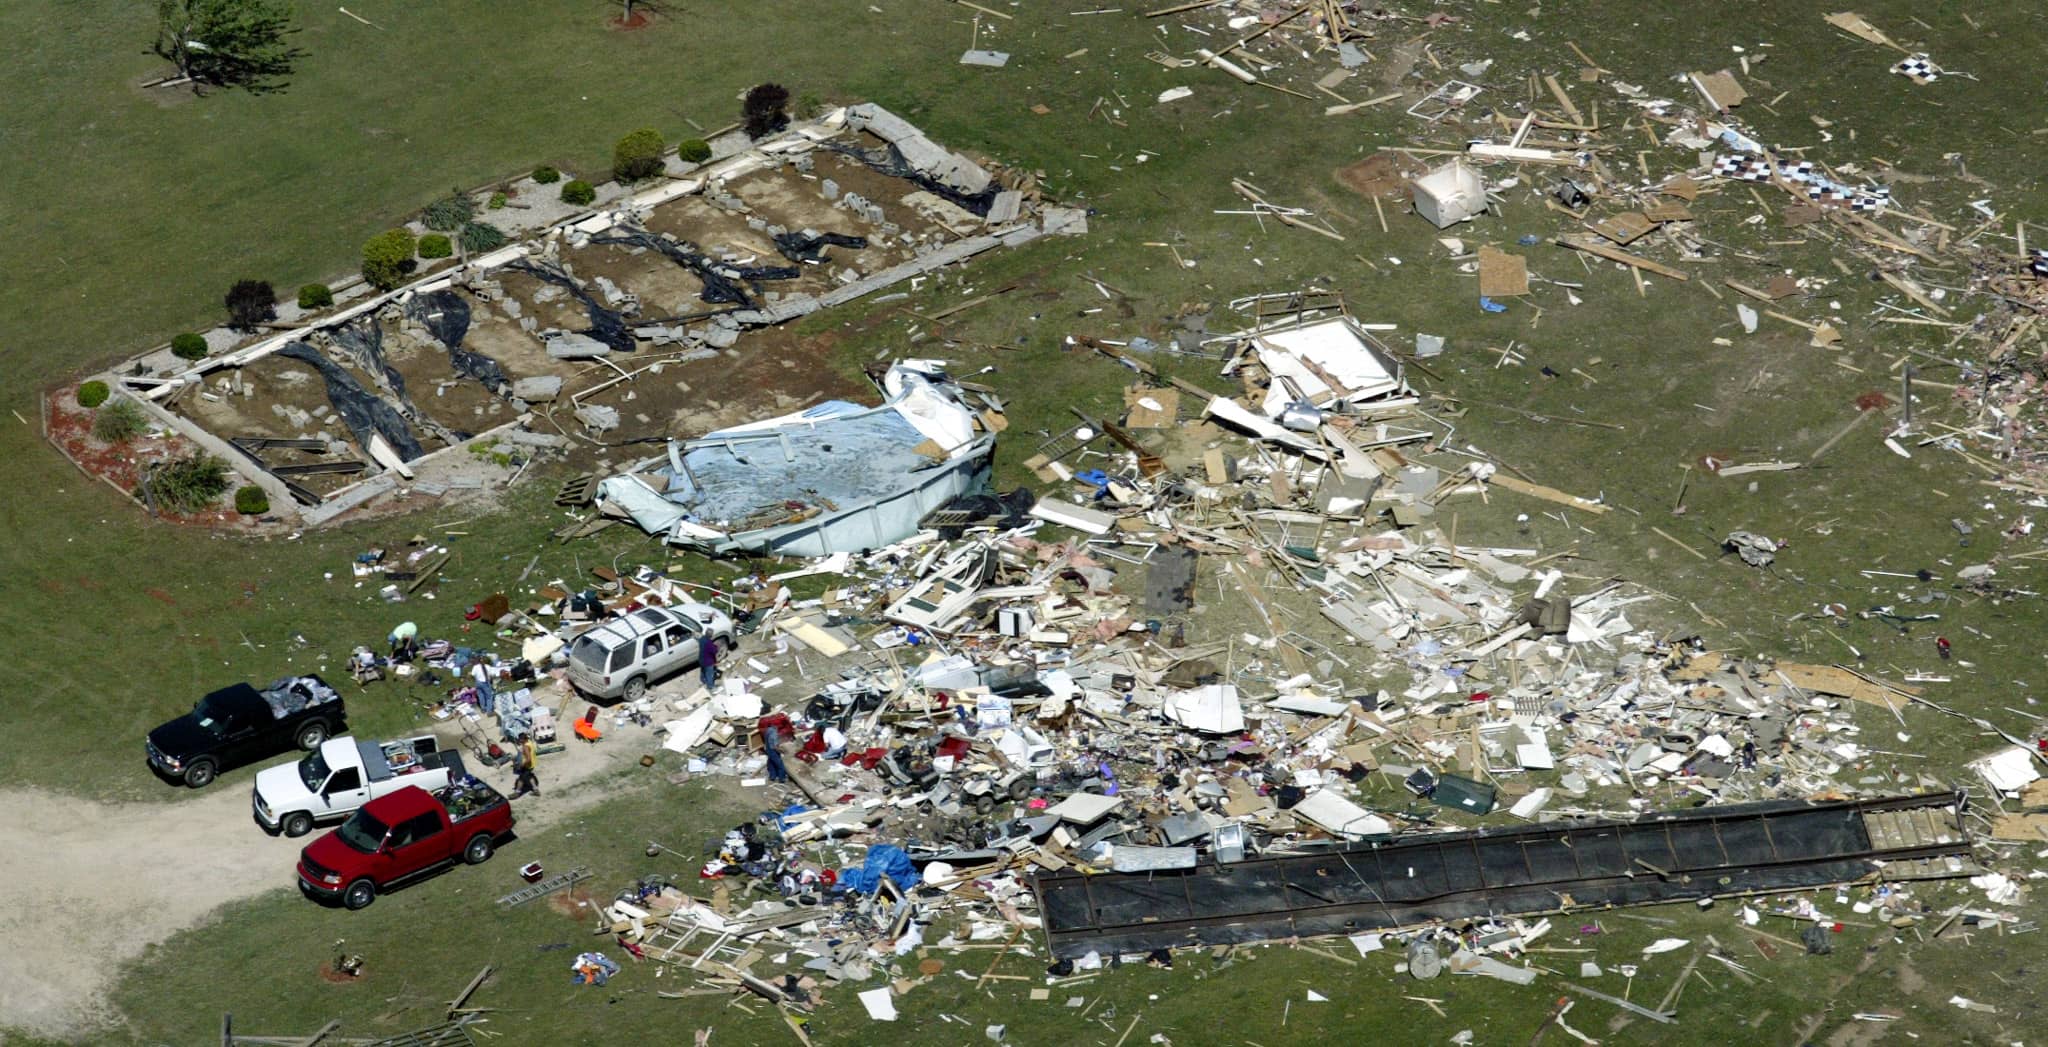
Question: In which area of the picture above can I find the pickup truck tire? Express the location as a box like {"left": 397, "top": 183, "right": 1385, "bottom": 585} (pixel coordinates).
{"left": 342, "top": 879, "right": 377, "bottom": 910}
{"left": 296, "top": 720, "right": 330, "bottom": 750}
{"left": 182, "top": 759, "right": 217, "bottom": 789}
{"left": 281, "top": 811, "right": 315, "bottom": 838}
{"left": 622, "top": 675, "right": 647, "bottom": 703}
{"left": 463, "top": 833, "right": 495, "bottom": 865}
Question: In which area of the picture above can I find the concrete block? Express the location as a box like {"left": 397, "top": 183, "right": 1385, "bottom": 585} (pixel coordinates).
{"left": 511, "top": 375, "right": 564, "bottom": 402}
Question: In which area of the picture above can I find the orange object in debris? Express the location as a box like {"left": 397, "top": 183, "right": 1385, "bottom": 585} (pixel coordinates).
{"left": 574, "top": 704, "right": 603, "bottom": 742}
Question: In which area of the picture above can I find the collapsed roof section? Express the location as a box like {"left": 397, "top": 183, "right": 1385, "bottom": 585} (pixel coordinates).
{"left": 594, "top": 362, "right": 997, "bottom": 558}
{"left": 1036, "top": 791, "right": 1977, "bottom": 958}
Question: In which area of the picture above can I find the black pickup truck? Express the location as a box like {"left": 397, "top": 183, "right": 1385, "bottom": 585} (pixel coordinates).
{"left": 147, "top": 675, "right": 347, "bottom": 788}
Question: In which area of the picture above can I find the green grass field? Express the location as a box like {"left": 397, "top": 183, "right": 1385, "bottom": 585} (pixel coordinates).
{"left": 5, "top": 0, "right": 2048, "bottom": 1043}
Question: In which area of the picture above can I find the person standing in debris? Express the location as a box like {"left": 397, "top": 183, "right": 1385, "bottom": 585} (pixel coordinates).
{"left": 1936, "top": 636, "right": 1952, "bottom": 660}
{"left": 510, "top": 731, "right": 540, "bottom": 799}
{"left": 758, "top": 711, "right": 794, "bottom": 783}
{"left": 697, "top": 629, "right": 721, "bottom": 690}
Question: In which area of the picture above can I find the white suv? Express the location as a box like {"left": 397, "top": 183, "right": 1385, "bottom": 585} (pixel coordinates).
{"left": 565, "top": 603, "right": 735, "bottom": 702}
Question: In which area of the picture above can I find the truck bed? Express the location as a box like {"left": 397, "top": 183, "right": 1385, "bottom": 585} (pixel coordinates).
{"left": 437, "top": 779, "right": 507, "bottom": 825}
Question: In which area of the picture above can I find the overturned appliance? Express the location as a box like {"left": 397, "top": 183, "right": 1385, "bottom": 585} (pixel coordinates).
{"left": 595, "top": 362, "right": 997, "bottom": 557}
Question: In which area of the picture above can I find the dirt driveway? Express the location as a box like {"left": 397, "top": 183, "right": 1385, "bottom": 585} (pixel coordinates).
{"left": 0, "top": 669, "right": 752, "bottom": 1042}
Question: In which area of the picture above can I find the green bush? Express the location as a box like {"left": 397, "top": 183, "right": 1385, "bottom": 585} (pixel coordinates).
{"left": 298, "top": 283, "right": 334, "bottom": 309}
{"left": 532, "top": 165, "right": 561, "bottom": 184}
{"left": 560, "top": 179, "right": 596, "bottom": 206}
{"left": 171, "top": 333, "right": 208, "bottom": 360}
{"left": 234, "top": 484, "right": 270, "bottom": 515}
{"left": 677, "top": 138, "right": 711, "bottom": 163}
{"left": 614, "top": 127, "right": 666, "bottom": 182}
{"left": 76, "top": 381, "right": 110, "bottom": 409}
{"left": 421, "top": 191, "right": 475, "bottom": 232}
{"left": 144, "top": 453, "right": 232, "bottom": 514}
{"left": 418, "top": 233, "right": 453, "bottom": 259}
{"left": 460, "top": 221, "right": 508, "bottom": 254}
{"left": 487, "top": 191, "right": 508, "bottom": 210}
{"left": 361, "top": 228, "right": 418, "bottom": 290}
{"left": 795, "top": 91, "right": 824, "bottom": 120}
{"left": 92, "top": 397, "right": 150, "bottom": 443}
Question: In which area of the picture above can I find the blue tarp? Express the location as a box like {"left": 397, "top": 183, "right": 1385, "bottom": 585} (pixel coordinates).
{"left": 839, "top": 844, "right": 922, "bottom": 894}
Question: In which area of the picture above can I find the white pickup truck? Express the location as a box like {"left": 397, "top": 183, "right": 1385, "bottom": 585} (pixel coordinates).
{"left": 254, "top": 734, "right": 469, "bottom": 837}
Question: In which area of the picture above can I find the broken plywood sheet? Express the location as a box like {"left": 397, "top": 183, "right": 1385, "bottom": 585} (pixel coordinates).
{"left": 1586, "top": 212, "right": 1656, "bottom": 245}
{"left": 1825, "top": 11, "right": 1906, "bottom": 51}
{"left": 1123, "top": 386, "right": 1180, "bottom": 429}
{"left": 1689, "top": 69, "right": 1747, "bottom": 110}
{"left": 1989, "top": 812, "right": 2048, "bottom": 842}
{"left": 1476, "top": 246, "right": 1530, "bottom": 297}
{"left": 1773, "top": 663, "right": 1920, "bottom": 709}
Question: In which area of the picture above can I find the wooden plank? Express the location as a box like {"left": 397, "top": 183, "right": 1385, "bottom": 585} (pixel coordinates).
{"left": 448, "top": 966, "right": 493, "bottom": 1014}
{"left": 1485, "top": 473, "right": 1611, "bottom": 514}
{"left": 1542, "top": 74, "right": 1583, "bottom": 124}
{"left": 1554, "top": 236, "right": 1690, "bottom": 280}
{"left": 952, "top": 0, "right": 1013, "bottom": 19}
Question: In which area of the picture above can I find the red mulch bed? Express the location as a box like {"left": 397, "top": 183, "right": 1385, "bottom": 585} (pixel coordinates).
{"left": 609, "top": 9, "right": 654, "bottom": 30}
{"left": 45, "top": 381, "right": 257, "bottom": 530}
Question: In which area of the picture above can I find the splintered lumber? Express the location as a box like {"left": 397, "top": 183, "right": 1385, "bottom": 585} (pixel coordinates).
{"left": 952, "top": 0, "right": 1013, "bottom": 19}
{"left": 1232, "top": 180, "right": 1345, "bottom": 240}
{"left": 1485, "top": 473, "right": 1611, "bottom": 514}
{"left": 1563, "top": 982, "right": 1676, "bottom": 1024}
{"left": 1805, "top": 408, "right": 1877, "bottom": 465}
{"left": 1554, "top": 236, "right": 1689, "bottom": 280}
{"left": 1216, "top": 3, "right": 1312, "bottom": 56}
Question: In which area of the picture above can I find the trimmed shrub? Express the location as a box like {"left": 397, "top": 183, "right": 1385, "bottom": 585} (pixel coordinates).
{"left": 298, "top": 283, "right": 334, "bottom": 310}
{"left": 487, "top": 191, "right": 508, "bottom": 210}
{"left": 224, "top": 279, "right": 276, "bottom": 330}
{"left": 532, "top": 165, "right": 561, "bottom": 184}
{"left": 560, "top": 179, "right": 596, "bottom": 206}
{"left": 613, "top": 127, "right": 666, "bottom": 182}
{"left": 144, "top": 453, "right": 231, "bottom": 513}
{"left": 421, "top": 191, "right": 475, "bottom": 232}
{"left": 418, "top": 233, "right": 453, "bottom": 259}
{"left": 460, "top": 221, "right": 508, "bottom": 254}
{"left": 77, "top": 381, "right": 110, "bottom": 409}
{"left": 677, "top": 138, "right": 711, "bottom": 163}
{"left": 234, "top": 484, "right": 270, "bottom": 515}
{"left": 361, "top": 228, "right": 418, "bottom": 290}
{"left": 743, "top": 83, "right": 790, "bottom": 139}
{"left": 93, "top": 397, "right": 150, "bottom": 443}
{"left": 171, "top": 333, "right": 209, "bottom": 360}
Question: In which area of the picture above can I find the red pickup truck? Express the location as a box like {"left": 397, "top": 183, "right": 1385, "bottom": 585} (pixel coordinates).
{"left": 297, "top": 779, "right": 513, "bottom": 910}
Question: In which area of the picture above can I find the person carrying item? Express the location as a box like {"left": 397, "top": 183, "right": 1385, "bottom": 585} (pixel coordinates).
{"left": 510, "top": 731, "right": 540, "bottom": 799}
{"left": 697, "top": 629, "right": 721, "bottom": 690}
